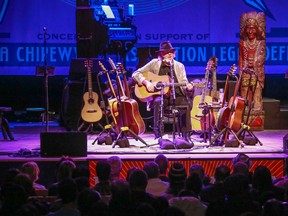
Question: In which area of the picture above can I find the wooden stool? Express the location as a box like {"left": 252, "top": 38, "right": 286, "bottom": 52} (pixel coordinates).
{"left": 0, "top": 106, "right": 14, "bottom": 140}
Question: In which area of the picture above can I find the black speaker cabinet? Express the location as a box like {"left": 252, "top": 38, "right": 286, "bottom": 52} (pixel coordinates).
{"left": 40, "top": 132, "right": 87, "bottom": 157}
{"left": 284, "top": 133, "right": 288, "bottom": 154}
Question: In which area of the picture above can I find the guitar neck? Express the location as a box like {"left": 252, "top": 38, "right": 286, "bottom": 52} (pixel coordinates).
{"left": 98, "top": 61, "right": 117, "bottom": 98}
{"left": 109, "top": 58, "right": 126, "bottom": 98}
{"left": 85, "top": 59, "right": 93, "bottom": 97}
{"left": 211, "top": 67, "right": 218, "bottom": 100}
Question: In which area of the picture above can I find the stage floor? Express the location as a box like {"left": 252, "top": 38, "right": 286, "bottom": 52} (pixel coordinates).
{"left": 0, "top": 122, "right": 287, "bottom": 161}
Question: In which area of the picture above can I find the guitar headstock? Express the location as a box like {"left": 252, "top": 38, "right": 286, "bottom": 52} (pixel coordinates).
{"left": 98, "top": 61, "right": 107, "bottom": 72}
{"left": 108, "top": 58, "right": 117, "bottom": 71}
{"left": 117, "top": 62, "right": 127, "bottom": 75}
{"left": 206, "top": 56, "right": 218, "bottom": 71}
{"left": 84, "top": 58, "right": 93, "bottom": 69}
{"left": 228, "top": 64, "right": 237, "bottom": 77}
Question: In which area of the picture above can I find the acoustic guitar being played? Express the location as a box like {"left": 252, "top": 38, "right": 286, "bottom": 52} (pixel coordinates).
{"left": 81, "top": 59, "right": 103, "bottom": 123}
{"left": 134, "top": 71, "right": 205, "bottom": 102}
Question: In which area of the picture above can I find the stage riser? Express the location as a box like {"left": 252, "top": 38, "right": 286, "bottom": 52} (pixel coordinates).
{"left": 264, "top": 98, "right": 288, "bottom": 129}
{"left": 89, "top": 158, "right": 286, "bottom": 187}
{"left": 0, "top": 157, "right": 285, "bottom": 188}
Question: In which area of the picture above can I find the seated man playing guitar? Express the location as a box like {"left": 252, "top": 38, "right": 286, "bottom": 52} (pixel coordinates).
{"left": 132, "top": 41, "right": 193, "bottom": 141}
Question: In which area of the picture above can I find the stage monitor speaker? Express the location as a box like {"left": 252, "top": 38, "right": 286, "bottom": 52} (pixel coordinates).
{"left": 284, "top": 133, "right": 288, "bottom": 154}
{"left": 40, "top": 132, "right": 87, "bottom": 157}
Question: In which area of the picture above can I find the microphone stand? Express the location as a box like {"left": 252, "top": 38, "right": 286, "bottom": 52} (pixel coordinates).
{"left": 43, "top": 27, "right": 49, "bottom": 132}
{"left": 169, "top": 61, "right": 177, "bottom": 141}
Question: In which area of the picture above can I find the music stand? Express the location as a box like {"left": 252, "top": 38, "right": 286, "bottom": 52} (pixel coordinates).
{"left": 36, "top": 66, "right": 55, "bottom": 132}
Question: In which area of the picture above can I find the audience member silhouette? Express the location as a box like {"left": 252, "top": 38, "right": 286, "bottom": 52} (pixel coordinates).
{"left": 13, "top": 173, "right": 36, "bottom": 196}
{"left": 161, "top": 162, "right": 187, "bottom": 200}
{"left": 142, "top": 161, "right": 169, "bottom": 197}
{"left": 2, "top": 154, "right": 288, "bottom": 216}
{"left": 20, "top": 161, "right": 46, "bottom": 192}
{"left": 128, "top": 168, "right": 158, "bottom": 215}
{"left": 0, "top": 183, "right": 28, "bottom": 216}
{"left": 189, "top": 163, "right": 211, "bottom": 186}
{"left": 251, "top": 165, "right": 285, "bottom": 204}
{"left": 262, "top": 198, "right": 287, "bottom": 216}
{"left": 200, "top": 163, "right": 230, "bottom": 204}
{"left": 109, "top": 179, "right": 132, "bottom": 216}
{"left": 47, "top": 178, "right": 79, "bottom": 216}
{"left": 93, "top": 159, "right": 112, "bottom": 203}
{"left": 154, "top": 154, "right": 169, "bottom": 182}
{"left": 169, "top": 173, "right": 207, "bottom": 216}
{"left": 107, "top": 156, "right": 122, "bottom": 181}
{"left": 206, "top": 173, "right": 261, "bottom": 216}
{"left": 48, "top": 158, "right": 76, "bottom": 196}
{"left": 77, "top": 188, "right": 101, "bottom": 216}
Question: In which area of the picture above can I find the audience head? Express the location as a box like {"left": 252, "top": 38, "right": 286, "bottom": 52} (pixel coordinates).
{"left": 143, "top": 161, "right": 160, "bottom": 179}
{"left": 224, "top": 173, "right": 250, "bottom": 199}
{"left": 107, "top": 156, "right": 122, "bottom": 180}
{"left": 189, "top": 163, "right": 205, "bottom": 180}
{"left": 214, "top": 164, "right": 231, "bottom": 182}
{"left": 2, "top": 168, "right": 20, "bottom": 185}
{"left": 168, "top": 162, "right": 187, "bottom": 186}
{"left": 154, "top": 154, "right": 168, "bottom": 175}
{"left": 135, "top": 203, "right": 156, "bottom": 216}
{"left": 252, "top": 165, "right": 273, "bottom": 191}
{"left": 95, "top": 159, "right": 111, "bottom": 182}
{"left": 1, "top": 183, "right": 28, "bottom": 215}
{"left": 78, "top": 188, "right": 101, "bottom": 215}
{"left": 126, "top": 166, "right": 139, "bottom": 181}
{"left": 58, "top": 178, "right": 78, "bottom": 204}
{"left": 57, "top": 158, "right": 76, "bottom": 182}
{"left": 128, "top": 169, "right": 148, "bottom": 191}
{"left": 111, "top": 178, "right": 131, "bottom": 201}
{"left": 232, "top": 161, "right": 250, "bottom": 176}
{"left": 232, "top": 153, "right": 252, "bottom": 169}
{"left": 184, "top": 172, "right": 202, "bottom": 196}
{"left": 20, "top": 161, "right": 40, "bottom": 183}
{"left": 72, "top": 164, "right": 90, "bottom": 179}
{"left": 13, "top": 173, "right": 35, "bottom": 196}
{"left": 262, "top": 198, "right": 285, "bottom": 216}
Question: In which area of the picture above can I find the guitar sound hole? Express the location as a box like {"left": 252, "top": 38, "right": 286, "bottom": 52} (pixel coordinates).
{"left": 88, "top": 99, "right": 95, "bottom": 104}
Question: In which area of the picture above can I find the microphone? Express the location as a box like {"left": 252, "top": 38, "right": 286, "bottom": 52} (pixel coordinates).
{"left": 43, "top": 27, "right": 47, "bottom": 32}
{"left": 163, "top": 58, "right": 173, "bottom": 66}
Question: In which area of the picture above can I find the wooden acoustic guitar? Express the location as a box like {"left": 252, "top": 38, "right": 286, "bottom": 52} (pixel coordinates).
{"left": 107, "top": 58, "right": 145, "bottom": 135}
{"left": 81, "top": 59, "right": 103, "bottom": 123}
{"left": 215, "top": 64, "right": 245, "bottom": 132}
{"left": 227, "top": 68, "right": 245, "bottom": 132}
{"left": 134, "top": 71, "right": 205, "bottom": 102}
{"left": 191, "top": 56, "right": 217, "bottom": 131}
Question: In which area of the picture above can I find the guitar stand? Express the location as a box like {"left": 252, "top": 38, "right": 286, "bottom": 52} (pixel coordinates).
{"left": 112, "top": 126, "right": 148, "bottom": 148}
{"left": 78, "top": 122, "right": 100, "bottom": 134}
{"left": 92, "top": 123, "right": 117, "bottom": 145}
{"left": 236, "top": 123, "right": 263, "bottom": 146}
{"left": 210, "top": 125, "right": 244, "bottom": 148}
{"left": 236, "top": 72, "right": 262, "bottom": 146}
